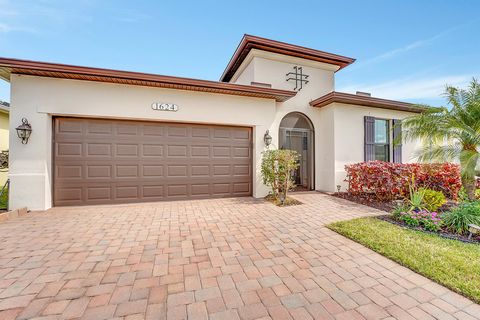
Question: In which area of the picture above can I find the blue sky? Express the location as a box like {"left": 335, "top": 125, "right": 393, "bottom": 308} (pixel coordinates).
{"left": 0, "top": 0, "right": 479, "bottom": 106}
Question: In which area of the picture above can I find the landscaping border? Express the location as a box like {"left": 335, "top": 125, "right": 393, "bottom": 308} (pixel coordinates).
{"left": 376, "top": 215, "right": 479, "bottom": 244}
{"left": 0, "top": 207, "right": 28, "bottom": 223}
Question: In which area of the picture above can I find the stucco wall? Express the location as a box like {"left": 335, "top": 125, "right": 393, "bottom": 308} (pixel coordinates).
{"left": 236, "top": 53, "right": 339, "bottom": 193}
{"left": 332, "top": 103, "right": 421, "bottom": 191}
{"left": 231, "top": 50, "right": 336, "bottom": 100}
{"left": 9, "top": 74, "right": 278, "bottom": 210}
{"left": 233, "top": 59, "right": 255, "bottom": 86}
{"left": 0, "top": 111, "right": 8, "bottom": 186}
{"left": 8, "top": 54, "right": 423, "bottom": 210}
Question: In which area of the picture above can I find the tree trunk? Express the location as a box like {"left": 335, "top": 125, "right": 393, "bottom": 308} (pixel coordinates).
{"left": 463, "top": 176, "right": 476, "bottom": 201}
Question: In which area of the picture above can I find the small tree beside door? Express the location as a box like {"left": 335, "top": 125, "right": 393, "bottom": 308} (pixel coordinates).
{"left": 261, "top": 149, "right": 300, "bottom": 205}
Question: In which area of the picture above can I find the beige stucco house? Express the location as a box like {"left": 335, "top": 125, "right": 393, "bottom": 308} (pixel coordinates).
{"left": 0, "top": 35, "right": 423, "bottom": 210}
{"left": 0, "top": 101, "right": 8, "bottom": 187}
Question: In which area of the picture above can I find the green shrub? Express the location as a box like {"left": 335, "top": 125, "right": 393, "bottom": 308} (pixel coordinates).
{"left": 419, "top": 188, "right": 446, "bottom": 211}
{"left": 261, "top": 149, "right": 299, "bottom": 205}
{"left": 458, "top": 187, "right": 470, "bottom": 202}
{"left": 407, "top": 184, "right": 427, "bottom": 212}
{"left": 476, "top": 189, "right": 480, "bottom": 200}
{"left": 442, "top": 202, "right": 480, "bottom": 234}
{"left": 0, "top": 185, "right": 7, "bottom": 209}
{"left": 392, "top": 201, "right": 410, "bottom": 219}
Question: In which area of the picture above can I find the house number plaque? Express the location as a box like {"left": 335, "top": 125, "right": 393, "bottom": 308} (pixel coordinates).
{"left": 151, "top": 102, "right": 179, "bottom": 112}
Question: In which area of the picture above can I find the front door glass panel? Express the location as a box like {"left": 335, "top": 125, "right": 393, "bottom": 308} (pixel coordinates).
{"left": 279, "top": 112, "right": 314, "bottom": 191}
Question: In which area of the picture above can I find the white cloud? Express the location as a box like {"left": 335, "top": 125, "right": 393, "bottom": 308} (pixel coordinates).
{"left": 339, "top": 75, "right": 473, "bottom": 101}
{"left": 350, "top": 20, "right": 477, "bottom": 70}
{"left": 0, "top": 23, "right": 12, "bottom": 33}
{"left": 0, "top": 22, "right": 35, "bottom": 34}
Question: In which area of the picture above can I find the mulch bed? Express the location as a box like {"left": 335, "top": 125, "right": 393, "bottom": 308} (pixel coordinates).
{"left": 331, "top": 192, "right": 395, "bottom": 212}
{"left": 332, "top": 192, "right": 479, "bottom": 244}
{"left": 265, "top": 195, "right": 302, "bottom": 207}
{"left": 377, "top": 214, "right": 480, "bottom": 244}
{"left": 332, "top": 192, "right": 456, "bottom": 213}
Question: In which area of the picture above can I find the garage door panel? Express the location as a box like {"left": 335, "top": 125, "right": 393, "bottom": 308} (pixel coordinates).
{"left": 212, "top": 183, "right": 231, "bottom": 195}
{"left": 116, "top": 165, "right": 138, "bottom": 178}
{"left": 87, "top": 165, "right": 112, "bottom": 179}
{"left": 57, "top": 143, "right": 83, "bottom": 157}
{"left": 233, "top": 182, "right": 251, "bottom": 193}
{"left": 87, "top": 122, "right": 113, "bottom": 135}
{"left": 167, "top": 184, "right": 188, "bottom": 197}
{"left": 167, "top": 145, "right": 188, "bottom": 157}
{"left": 212, "top": 146, "right": 231, "bottom": 157}
{"left": 57, "top": 119, "right": 83, "bottom": 134}
{"left": 56, "top": 165, "right": 83, "bottom": 179}
{"left": 167, "top": 126, "right": 188, "bottom": 137}
{"left": 143, "top": 125, "right": 164, "bottom": 136}
{"left": 213, "top": 128, "right": 232, "bottom": 139}
{"left": 233, "top": 129, "right": 251, "bottom": 140}
{"left": 191, "top": 146, "right": 210, "bottom": 157}
{"left": 191, "top": 165, "right": 210, "bottom": 177}
{"left": 116, "top": 123, "right": 139, "bottom": 135}
{"left": 54, "top": 118, "right": 252, "bottom": 206}
{"left": 115, "top": 144, "right": 139, "bottom": 157}
{"left": 142, "top": 185, "right": 164, "bottom": 198}
{"left": 234, "top": 146, "right": 250, "bottom": 157}
{"left": 87, "top": 187, "right": 111, "bottom": 201}
{"left": 143, "top": 145, "right": 164, "bottom": 157}
{"left": 143, "top": 165, "right": 164, "bottom": 177}
{"left": 116, "top": 186, "right": 139, "bottom": 199}
{"left": 191, "top": 127, "right": 210, "bottom": 137}
{"left": 55, "top": 187, "right": 83, "bottom": 203}
{"left": 234, "top": 164, "right": 250, "bottom": 176}
{"left": 87, "top": 143, "right": 112, "bottom": 157}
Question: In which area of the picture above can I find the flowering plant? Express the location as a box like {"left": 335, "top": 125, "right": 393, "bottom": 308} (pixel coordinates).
{"left": 399, "top": 210, "right": 443, "bottom": 232}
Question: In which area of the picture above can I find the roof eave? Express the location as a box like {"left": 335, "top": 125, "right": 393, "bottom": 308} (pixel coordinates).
{"left": 0, "top": 57, "right": 296, "bottom": 102}
{"left": 220, "top": 34, "right": 356, "bottom": 82}
{"left": 310, "top": 92, "right": 425, "bottom": 113}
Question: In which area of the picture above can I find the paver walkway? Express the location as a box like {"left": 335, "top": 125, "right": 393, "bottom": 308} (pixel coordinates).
{"left": 0, "top": 193, "right": 478, "bottom": 320}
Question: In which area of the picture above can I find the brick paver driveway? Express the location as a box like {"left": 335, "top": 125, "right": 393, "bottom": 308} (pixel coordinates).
{"left": 0, "top": 193, "right": 478, "bottom": 320}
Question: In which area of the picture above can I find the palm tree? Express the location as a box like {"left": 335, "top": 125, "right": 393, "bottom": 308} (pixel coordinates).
{"left": 402, "top": 78, "right": 480, "bottom": 200}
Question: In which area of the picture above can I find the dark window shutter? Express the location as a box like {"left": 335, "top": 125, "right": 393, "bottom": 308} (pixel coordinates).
{"left": 393, "top": 119, "right": 402, "bottom": 163}
{"left": 364, "top": 116, "right": 375, "bottom": 161}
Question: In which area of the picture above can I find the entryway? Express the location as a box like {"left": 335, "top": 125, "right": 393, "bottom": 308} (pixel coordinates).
{"left": 279, "top": 112, "right": 314, "bottom": 190}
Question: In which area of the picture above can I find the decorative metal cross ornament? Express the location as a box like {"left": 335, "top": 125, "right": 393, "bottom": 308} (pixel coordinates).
{"left": 286, "top": 66, "right": 309, "bottom": 91}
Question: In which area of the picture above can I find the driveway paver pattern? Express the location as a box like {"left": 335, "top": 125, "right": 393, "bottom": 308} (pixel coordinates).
{"left": 0, "top": 193, "right": 478, "bottom": 319}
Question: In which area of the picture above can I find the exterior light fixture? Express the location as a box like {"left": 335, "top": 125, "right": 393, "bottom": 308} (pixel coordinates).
{"left": 16, "top": 118, "right": 32, "bottom": 144}
{"left": 264, "top": 130, "right": 272, "bottom": 148}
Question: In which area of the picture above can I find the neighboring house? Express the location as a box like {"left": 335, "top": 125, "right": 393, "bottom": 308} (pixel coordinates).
{"left": 0, "top": 35, "right": 423, "bottom": 210}
{"left": 0, "top": 100, "right": 8, "bottom": 187}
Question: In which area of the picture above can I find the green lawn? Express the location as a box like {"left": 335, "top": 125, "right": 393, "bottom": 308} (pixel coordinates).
{"left": 328, "top": 217, "right": 480, "bottom": 303}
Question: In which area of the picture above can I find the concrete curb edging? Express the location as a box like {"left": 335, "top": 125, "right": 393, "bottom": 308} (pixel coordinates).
{"left": 0, "top": 207, "right": 28, "bottom": 223}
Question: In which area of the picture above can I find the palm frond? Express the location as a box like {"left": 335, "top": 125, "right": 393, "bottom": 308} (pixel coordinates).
{"left": 413, "top": 143, "right": 463, "bottom": 163}
{"left": 459, "top": 149, "right": 480, "bottom": 180}
{"left": 403, "top": 78, "right": 480, "bottom": 177}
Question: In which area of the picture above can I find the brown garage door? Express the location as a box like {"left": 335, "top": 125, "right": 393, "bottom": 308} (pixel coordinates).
{"left": 53, "top": 117, "right": 252, "bottom": 206}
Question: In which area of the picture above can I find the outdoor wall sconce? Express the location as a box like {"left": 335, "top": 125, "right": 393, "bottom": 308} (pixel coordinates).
{"left": 16, "top": 118, "right": 32, "bottom": 144}
{"left": 264, "top": 130, "right": 272, "bottom": 148}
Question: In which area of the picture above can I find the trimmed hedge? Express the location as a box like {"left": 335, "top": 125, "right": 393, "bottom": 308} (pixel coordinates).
{"left": 345, "top": 161, "right": 461, "bottom": 201}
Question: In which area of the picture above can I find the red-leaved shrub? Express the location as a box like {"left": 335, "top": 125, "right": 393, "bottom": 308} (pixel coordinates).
{"left": 345, "top": 161, "right": 461, "bottom": 201}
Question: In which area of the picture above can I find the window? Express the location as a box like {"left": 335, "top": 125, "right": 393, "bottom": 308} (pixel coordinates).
{"left": 365, "top": 116, "right": 401, "bottom": 163}
{"left": 374, "top": 119, "right": 390, "bottom": 161}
